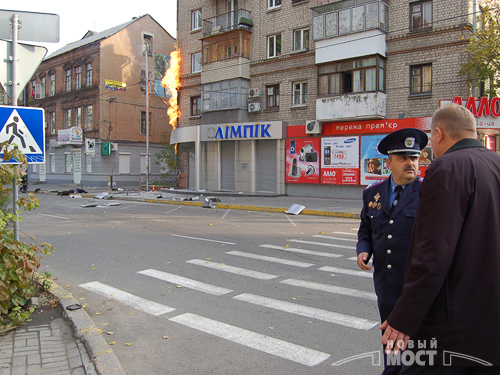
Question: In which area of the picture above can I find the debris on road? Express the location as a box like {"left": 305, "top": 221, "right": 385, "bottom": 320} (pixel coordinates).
{"left": 284, "top": 204, "right": 305, "bottom": 215}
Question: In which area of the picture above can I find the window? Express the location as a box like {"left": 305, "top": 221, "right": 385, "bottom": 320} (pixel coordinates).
{"left": 266, "top": 85, "right": 280, "bottom": 109}
{"left": 318, "top": 55, "right": 385, "bottom": 95}
{"left": 140, "top": 111, "right": 152, "bottom": 134}
{"left": 192, "top": 52, "right": 202, "bottom": 73}
{"left": 191, "top": 96, "right": 201, "bottom": 116}
{"left": 65, "top": 69, "right": 71, "bottom": 92}
{"left": 75, "top": 66, "right": 81, "bottom": 90}
{"left": 40, "top": 77, "right": 46, "bottom": 99}
{"left": 268, "top": 34, "right": 281, "bottom": 58}
{"left": 293, "top": 28, "right": 309, "bottom": 51}
{"left": 86, "top": 63, "right": 92, "bottom": 87}
{"left": 49, "top": 112, "right": 55, "bottom": 134}
{"left": 269, "top": 0, "right": 282, "bottom": 9}
{"left": 49, "top": 74, "right": 55, "bottom": 96}
{"left": 192, "top": 9, "right": 202, "bottom": 31}
{"left": 31, "top": 80, "right": 36, "bottom": 98}
{"left": 143, "top": 34, "right": 153, "bottom": 56}
{"left": 410, "top": 64, "right": 432, "bottom": 94}
{"left": 75, "top": 107, "right": 81, "bottom": 128}
{"left": 202, "top": 29, "right": 251, "bottom": 64}
{"left": 65, "top": 109, "right": 71, "bottom": 128}
{"left": 410, "top": 1, "right": 432, "bottom": 31}
{"left": 85, "top": 106, "right": 93, "bottom": 130}
{"left": 292, "top": 82, "right": 308, "bottom": 106}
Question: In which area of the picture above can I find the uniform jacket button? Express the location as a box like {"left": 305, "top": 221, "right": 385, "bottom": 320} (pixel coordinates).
{"left": 389, "top": 220, "right": 394, "bottom": 224}
{"left": 387, "top": 249, "right": 392, "bottom": 254}
{"left": 387, "top": 234, "right": 392, "bottom": 239}
{"left": 387, "top": 264, "right": 392, "bottom": 269}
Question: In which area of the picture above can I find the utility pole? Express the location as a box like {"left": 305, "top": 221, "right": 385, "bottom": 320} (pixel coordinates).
{"left": 144, "top": 43, "right": 150, "bottom": 191}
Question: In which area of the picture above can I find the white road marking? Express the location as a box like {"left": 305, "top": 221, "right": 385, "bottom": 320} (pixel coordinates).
{"left": 221, "top": 209, "right": 230, "bottom": 220}
{"left": 280, "top": 279, "right": 377, "bottom": 301}
{"left": 348, "top": 256, "right": 358, "bottom": 261}
{"left": 137, "top": 269, "right": 233, "bottom": 296}
{"left": 312, "top": 235, "right": 357, "bottom": 242}
{"left": 169, "top": 313, "right": 331, "bottom": 367}
{"left": 36, "top": 213, "right": 70, "bottom": 220}
{"left": 186, "top": 259, "right": 278, "bottom": 280}
{"left": 226, "top": 251, "right": 314, "bottom": 268}
{"left": 333, "top": 231, "right": 358, "bottom": 236}
{"left": 288, "top": 239, "right": 355, "bottom": 250}
{"left": 78, "top": 282, "right": 174, "bottom": 316}
{"left": 165, "top": 206, "right": 182, "bottom": 214}
{"left": 318, "top": 266, "right": 373, "bottom": 278}
{"left": 233, "top": 293, "right": 378, "bottom": 330}
{"left": 259, "top": 244, "right": 343, "bottom": 258}
{"left": 171, "top": 234, "right": 236, "bottom": 245}
{"left": 283, "top": 214, "right": 297, "bottom": 227}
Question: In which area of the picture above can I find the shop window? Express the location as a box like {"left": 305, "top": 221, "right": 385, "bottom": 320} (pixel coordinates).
{"left": 318, "top": 55, "right": 384, "bottom": 95}
{"left": 191, "top": 96, "right": 201, "bottom": 116}
{"left": 268, "top": 34, "right": 281, "bottom": 58}
{"left": 292, "top": 82, "right": 307, "bottom": 106}
{"left": 410, "top": 1, "right": 432, "bottom": 31}
{"left": 266, "top": 85, "right": 280, "bottom": 109}
{"left": 410, "top": 64, "right": 432, "bottom": 94}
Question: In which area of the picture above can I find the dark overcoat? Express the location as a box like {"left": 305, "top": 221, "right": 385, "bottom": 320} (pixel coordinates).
{"left": 357, "top": 176, "right": 423, "bottom": 308}
{"left": 388, "top": 139, "right": 500, "bottom": 366}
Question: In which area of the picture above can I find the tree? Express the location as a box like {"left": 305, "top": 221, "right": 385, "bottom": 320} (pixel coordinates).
{"left": 460, "top": 0, "right": 500, "bottom": 97}
{"left": 154, "top": 131, "right": 177, "bottom": 181}
{"left": 0, "top": 142, "right": 53, "bottom": 329}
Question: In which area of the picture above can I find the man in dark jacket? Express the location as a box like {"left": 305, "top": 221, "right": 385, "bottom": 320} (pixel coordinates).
{"left": 357, "top": 128, "right": 428, "bottom": 375}
{"left": 382, "top": 103, "right": 500, "bottom": 373}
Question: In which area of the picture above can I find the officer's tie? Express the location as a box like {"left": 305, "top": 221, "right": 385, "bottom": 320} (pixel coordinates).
{"left": 391, "top": 185, "right": 403, "bottom": 213}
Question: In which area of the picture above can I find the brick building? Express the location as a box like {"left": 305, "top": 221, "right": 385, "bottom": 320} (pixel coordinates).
{"left": 27, "top": 15, "right": 176, "bottom": 187}
{"left": 173, "top": 0, "right": 498, "bottom": 198}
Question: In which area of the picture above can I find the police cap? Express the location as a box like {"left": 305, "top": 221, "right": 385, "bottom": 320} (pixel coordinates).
{"left": 377, "top": 128, "right": 428, "bottom": 156}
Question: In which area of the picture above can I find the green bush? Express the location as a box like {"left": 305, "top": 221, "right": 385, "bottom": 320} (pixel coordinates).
{"left": 0, "top": 142, "right": 54, "bottom": 329}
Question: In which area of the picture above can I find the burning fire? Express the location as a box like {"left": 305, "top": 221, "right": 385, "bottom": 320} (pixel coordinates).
{"left": 162, "top": 49, "right": 181, "bottom": 129}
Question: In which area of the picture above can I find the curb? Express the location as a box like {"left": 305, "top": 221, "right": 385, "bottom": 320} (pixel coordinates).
{"left": 84, "top": 194, "right": 361, "bottom": 220}
{"left": 42, "top": 277, "right": 127, "bottom": 375}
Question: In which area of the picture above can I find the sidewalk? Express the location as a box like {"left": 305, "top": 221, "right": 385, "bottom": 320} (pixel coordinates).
{"left": 0, "top": 183, "right": 363, "bottom": 375}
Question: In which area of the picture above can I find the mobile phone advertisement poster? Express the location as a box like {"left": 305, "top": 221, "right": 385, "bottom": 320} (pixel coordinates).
{"left": 321, "top": 136, "right": 360, "bottom": 185}
{"left": 285, "top": 138, "right": 320, "bottom": 183}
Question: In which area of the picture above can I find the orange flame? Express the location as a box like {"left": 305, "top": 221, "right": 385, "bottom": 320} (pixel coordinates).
{"left": 162, "top": 49, "right": 181, "bottom": 129}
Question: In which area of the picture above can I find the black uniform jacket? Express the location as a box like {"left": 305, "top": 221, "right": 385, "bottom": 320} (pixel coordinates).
{"left": 388, "top": 139, "right": 500, "bottom": 366}
{"left": 357, "top": 176, "right": 423, "bottom": 306}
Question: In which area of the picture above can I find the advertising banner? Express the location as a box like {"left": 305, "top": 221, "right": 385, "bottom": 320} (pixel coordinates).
{"left": 285, "top": 138, "right": 320, "bottom": 183}
{"left": 321, "top": 136, "right": 359, "bottom": 185}
{"left": 323, "top": 117, "right": 432, "bottom": 136}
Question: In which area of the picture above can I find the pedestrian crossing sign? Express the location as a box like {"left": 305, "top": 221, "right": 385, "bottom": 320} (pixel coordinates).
{"left": 0, "top": 105, "right": 45, "bottom": 164}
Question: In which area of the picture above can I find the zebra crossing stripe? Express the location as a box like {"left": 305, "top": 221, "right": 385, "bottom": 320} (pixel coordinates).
{"left": 332, "top": 231, "right": 358, "bottom": 236}
{"left": 138, "top": 269, "right": 234, "bottom": 296}
{"left": 280, "top": 279, "right": 377, "bottom": 301}
{"left": 288, "top": 239, "right": 355, "bottom": 250}
{"left": 185, "top": 259, "right": 278, "bottom": 280}
{"left": 312, "top": 235, "right": 358, "bottom": 242}
{"left": 259, "top": 244, "right": 343, "bottom": 258}
{"left": 233, "top": 293, "right": 378, "bottom": 330}
{"left": 226, "top": 251, "right": 314, "bottom": 268}
{"left": 169, "top": 313, "right": 331, "bottom": 367}
{"left": 318, "top": 266, "right": 373, "bottom": 278}
{"left": 78, "top": 282, "right": 175, "bottom": 316}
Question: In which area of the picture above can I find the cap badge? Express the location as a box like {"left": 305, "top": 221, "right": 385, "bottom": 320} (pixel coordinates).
{"left": 405, "top": 137, "right": 415, "bottom": 148}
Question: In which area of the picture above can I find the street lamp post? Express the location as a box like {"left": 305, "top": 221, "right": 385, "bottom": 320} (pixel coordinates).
{"left": 144, "top": 44, "right": 150, "bottom": 191}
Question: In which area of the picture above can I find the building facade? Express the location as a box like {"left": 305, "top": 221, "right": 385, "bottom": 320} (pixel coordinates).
{"left": 174, "top": 0, "right": 499, "bottom": 198}
{"left": 27, "top": 15, "right": 176, "bottom": 187}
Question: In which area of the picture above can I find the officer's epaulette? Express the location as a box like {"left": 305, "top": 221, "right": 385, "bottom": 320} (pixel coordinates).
{"left": 364, "top": 179, "right": 385, "bottom": 190}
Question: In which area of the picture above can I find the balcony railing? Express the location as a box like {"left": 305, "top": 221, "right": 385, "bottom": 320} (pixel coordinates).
{"left": 203, "top": 9, "right": 252, "bottom": 38}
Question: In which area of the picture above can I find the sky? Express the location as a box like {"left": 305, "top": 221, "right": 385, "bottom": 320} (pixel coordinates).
{"left": 3, "top": 0, "right": 177, "bottom": 56}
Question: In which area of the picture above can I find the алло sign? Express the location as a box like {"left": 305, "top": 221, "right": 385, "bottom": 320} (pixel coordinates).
{"left": 201, "top": 121, "right": 283, "bottom": 141}
{"left": 441, "top": 97, "right": 500, "bottom": 129}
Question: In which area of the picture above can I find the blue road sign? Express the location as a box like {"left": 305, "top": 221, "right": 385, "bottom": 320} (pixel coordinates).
{"left": 0, "top": 105, "right": 45, "bottom": 164}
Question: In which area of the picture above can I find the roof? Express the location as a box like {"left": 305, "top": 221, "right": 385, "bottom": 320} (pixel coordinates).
{"left": 45, "top": 16, "right": 144, "bottom": 60}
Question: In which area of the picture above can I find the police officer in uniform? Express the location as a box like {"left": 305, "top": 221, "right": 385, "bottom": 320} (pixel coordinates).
{"left": 356, "top": 128, "right": 428, "bottom": 375}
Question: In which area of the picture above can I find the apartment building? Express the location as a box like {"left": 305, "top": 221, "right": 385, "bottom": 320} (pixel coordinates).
{"left": 27, "top": 15, "right": 176, "bottom": 187}
{"left": 174, "top": 0, "right": 498, "bottom": 198}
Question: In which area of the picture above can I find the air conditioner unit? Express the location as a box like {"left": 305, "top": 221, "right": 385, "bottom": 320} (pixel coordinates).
{"left": 248, "top": 102, "right": 261, "bottom": 113}
{"left": 249, "top": 88, "right": 261, "bottom": 99}
{"left": 305, "top": 120, "right": 322, "bottom": 135}
{"left": 111, "top": 143, "right": 118, "bottom": 151}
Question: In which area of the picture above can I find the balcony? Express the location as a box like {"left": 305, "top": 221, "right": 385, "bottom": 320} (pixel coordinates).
{"left": 316, "top": 92, "right": 387, "bottom": 121}
{"left": 202, "top": 9, "right": 252, "bottom": 38}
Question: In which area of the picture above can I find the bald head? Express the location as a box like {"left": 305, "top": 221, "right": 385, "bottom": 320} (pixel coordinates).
{"left": 431, "top": 103, "right": 477, "bottom": 140}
